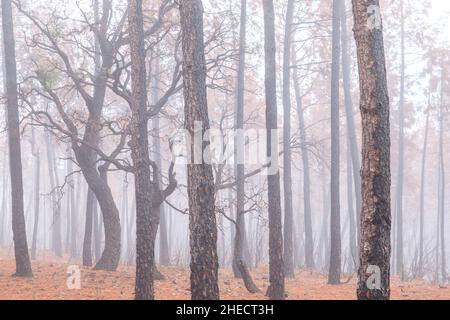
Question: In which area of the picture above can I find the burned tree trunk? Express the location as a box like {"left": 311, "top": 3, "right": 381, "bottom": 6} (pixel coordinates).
{"left": 262, "top": 0, "right": 285, "bottom": 300}
{"left": 352, "top": 0, "right": 391, "bottom": 300}
{"left": 1, "top": 0, "right": 33, "bottom": 277}
{"left": 128, "top": 0, "right": 156, "bottom": 300}
{"left": 180, "top": 0, "right": 220, "bottom": 300}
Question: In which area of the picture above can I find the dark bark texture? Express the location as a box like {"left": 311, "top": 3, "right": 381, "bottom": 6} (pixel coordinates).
{"left": 2, "top": 0, "right": 33, "bottom": 277}
{"left": 180, "top": 0, "right": 220, "bottom": 300}
{"left": 352, "top": 0, "right": 391, "bottom": 300}
{"left": 262, "top": 0, "right": 285, "bottom": 300}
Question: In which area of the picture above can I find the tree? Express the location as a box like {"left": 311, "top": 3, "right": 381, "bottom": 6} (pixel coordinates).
{"left": 30, "top": 127, "right": 40, "bottom": 260}
{"left": 128, "top": 0, "right": 158, "bottom": 300}
{"left": 282, "top": 0, "right": 295, "bottom": 279}
{"left": 1, "top": 0, "right": 33, "bottom": 277}
{"left": 328, "top": 0, "right": 341, "bottom": 285}
{"left": 180, "top": 0, "right": 220, "bottom": 300}
{"left": 395, "top": 0, "right": 405, "bottom": 277}
{"left": 292, "top": 48, "right": 314, "bottom": 270}
{"left": 340, "top": 0, "right": 361, "bottom": 264}
{"left": 262, "top": 0, "right": 285, "bottom": 300}
{"left": 352, "top": 0, "right": 391, "bottom": 300}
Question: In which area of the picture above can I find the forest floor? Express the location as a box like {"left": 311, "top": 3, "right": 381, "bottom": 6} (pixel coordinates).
{"left": 0, "top": 248, "right": 448, "bottom": 300}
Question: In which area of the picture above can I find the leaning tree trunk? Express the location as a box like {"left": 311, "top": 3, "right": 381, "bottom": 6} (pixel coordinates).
{"left": 1, "top": 0, "right": 33, "bottom": 277}
{"left": 262, "top": 0, "right": 285, "bottom": 300}
{"left": 282, "top": 0, "right": 295, "bottom": 279}
{"left": 180, "top": 0, "right": 220, "bottom": 300}
{"left": 352, "top": 0, "right": 391, "bottom": 300}
{"left": 328, "top": 0, "right": 342, "bottom": 285}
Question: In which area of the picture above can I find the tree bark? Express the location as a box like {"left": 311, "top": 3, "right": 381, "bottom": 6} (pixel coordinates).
{"left": 262, "top": 0, "right": 285, "bottom": 300}
{"left": 180, "top": 0, "right": 220, "bottom": 300}
{"left": 128, "top": 0, "right": 156, "bottom": 300}
{"left": 2, "top": 0, "right": 33, "bottom": 277}
{"left": 352, "top": 0, "right": 391, "bottom": 300}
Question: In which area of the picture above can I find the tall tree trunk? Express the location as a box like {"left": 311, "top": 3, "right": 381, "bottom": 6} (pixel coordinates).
{"left": 395, "top": 0, "right": 405, "bottom": 277}
{"left": 1, "top": 0, "right": 32, "bottom": 277}
{"left": 352, "top": 0, "right": 391, "bottom": 300}
{"left": 328, "top": 0, "right": 342, "bottom": 285}
{"left": 67, "top": 148, "right": 77, "bottom": 258}
{"left": 282, "top": 0, "right": 295, "bottom": 279}
{"left": 45, "top": 132, "right": 62, "bottom": 257}
{"left": 262, "top": 0, "right": 285, "bottom": 300}
{"left": 83, "top": 187, "right": 94, "bottom": 266}
{"left": 292, "top": 50, "right": 314, "bottom": 270}
{"left": 340, "top": 0, "right": 361, "bottom": 257}
{"left": 151, "top": 85, "right": 170, "bottom": 266}
{"left": 180, "top": 0, "right": 220, "bottom": 300}
{"left": 418, "top": 104, "right": 430, "bottom": 277}
{"left": 231, "top": 0, "right": 258, "bottom": 292}
{"left": 31, "top": 128, "right": 40, "bottom": 260}
{"left": 346, "top": 138, "right": 357, "bottom": 272}
{"left": 233, "top": 0, "right": 249, "bottom": 278}
{"left": 438, "top": 72, "right": 447, "bottom": 282}
{"left": 128, "top": 0, "right": 156, "bottom": 300}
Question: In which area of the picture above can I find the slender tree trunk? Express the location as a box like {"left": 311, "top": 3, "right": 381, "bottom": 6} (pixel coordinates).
{"left": 45, "top": 132, "right": 62, "bottom": 257}
{"left": 67, "top": 148, "right": 77, "bottom": 258}
{"left": 233, "top": 0, "right": 248, "bottom": 278}
{"left": 82, "top": 187, "right": 94, "bottom": 266}
{"left": 292, "top": 51, "right": 314, "bottom": 270}
{"left": 346, "top": 138, "right": 357, "bottom": 272}
{"left": 231, "top": 0, "right": 258, "bottom": 292}
{"left": 418, "top": 105, "right": 430, "bottom": 277}
{"left": 180, "top": 0, "right": 220, "bottom": 300}
{"left": 438, "top": 73, "right": 447, "bottom": 282}
{"left": 128, "top": 0, "right": 156, "bottom": 300}
{"left": 395, "top": 0, "right": 405, "bottom": 277}
{"left": 352, "top": 0, "right": 391, "bottom": 300}
{"left": 31, "top": 128, "right": 40, "bottom": 260}
{"left": 2, "top": 0, "right": 32, "bottom": 277}
{"left": 282, "top": 0, "right": 295, "bottom": 279}
{"left": 340, "top": 0, "right": 361, "bottom": 257}
{"left": 328, "top": 0, "right": 342, "bottom": 285}
{"left": 262, "top": 0, "right": 285, "bottom": 300}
